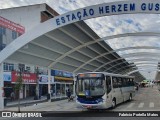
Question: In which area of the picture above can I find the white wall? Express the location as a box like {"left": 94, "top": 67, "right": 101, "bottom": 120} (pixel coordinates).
{"left": 0, "top": 4, "right": 46, "bottom": 32}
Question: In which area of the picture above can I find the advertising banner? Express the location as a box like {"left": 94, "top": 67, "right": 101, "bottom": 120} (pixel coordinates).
{"left": 51, "top": 70, "right": 73, "bottom": 78}
{"left": 0, "top": 16, "right": 25, "bottom": 34}
{"left": 39, "top": 75, "right": 54, "bottom": 84}
{"left": 39, "top": 75, "right": 48, "bottom": 84}
{"left": 3, "top": 72, "right": 11, "bottom": 82}
{"left": 11, "top": 71, "right": 37, "bottom": 84}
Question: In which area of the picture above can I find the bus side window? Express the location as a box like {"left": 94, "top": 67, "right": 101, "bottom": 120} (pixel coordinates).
{"left": 106, "top": 76, "right": 111, "bottom": 94}
{"left": 131, "top": 79, "right": 134, "bottom": 86}
{"left": 127, "top": 78, "right": 131, "bottom": 86}
{"left": 113, "top": 77, "right": 118, "bottom": 88}
{"left": 123, "top": 78, "right": 127, "bottom": 87}
{"left": 118, "top": 77, "right": 122, "bottom": 88}
{"left": 130, "top": 79, "right": 132, "bottom": 86}
{"left": 126, "top": 78, "right": 129, "bottom": 87}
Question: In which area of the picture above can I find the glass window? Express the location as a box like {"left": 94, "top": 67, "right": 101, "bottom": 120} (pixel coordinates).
{"left": 2, "top": 27, "right": 6, "bottom": 35}
{"left": 76, "top": 77, "right": 105, "bottom": 96}
{"left": 106, "top": 76, "right": 112, "bottom": 94}
{"left": 131, "top": 79, "right": 135, "bottom": 86}
{"left": 3, "top": 63, "right": 8, "bottom": 71}
{"left": 66, "top": 84, "right": 69, "bottom": 96}
{"left": 127, "top": 78, "right": 132, "bottom": 87}
{"left": 61, "top": 84, "right": 65, "bottom": 97}
{"left": 9, "top": 64, "right": 14, "bottom": 71}
{"left": 51, "top": 84, "right": 56, "bottom": 97}
{"left": 69, "top": 84, "right": 73, "bottom": 95}
{"left": 12, "top": 31, "right": 17, "bottom": 39}
{"left": 56, "top": 83, "right": 61, "bottom": 97}
{"left": 112, "top": 77, "right": 118, "bottom": 88}
{"left": 117, "top": 77, "right": 122, "bottom": 88}
{"left": 3, "top": 63, "right": 14, "bottom": 71}
{"left": 122, "top": 78, "right": 127, "bottom": 87}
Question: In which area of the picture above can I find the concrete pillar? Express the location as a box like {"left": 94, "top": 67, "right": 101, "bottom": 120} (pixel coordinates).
{"left": 48, "top": 68, "right": 51, "bottom": 101}
{"left": 24, "top": 84, "right": 27, "bottom": 98}
{"left": 55, "top": 83, "right": 56, "bottom": 99}
{"left": 65, "top": 84, "right": 66, "bottom": 97}
{"left": 0, "top": 63, "right": 4, "bottom": 110}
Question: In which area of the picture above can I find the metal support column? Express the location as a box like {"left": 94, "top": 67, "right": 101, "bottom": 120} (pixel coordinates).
{"left": 48, "top": 68, "right": 51, "bottom": 102}
{"left": 0, "top": 63, "right": 4, "bottom": 110}
{"left": 73, "top": 73, "right": 76, "bottom": 97}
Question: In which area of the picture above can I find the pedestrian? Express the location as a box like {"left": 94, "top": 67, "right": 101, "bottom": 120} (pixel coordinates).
{"left": 136, "top": 85, "right": 139, "bottom": 91}
{"left": 66, "top": 89, "right": 71, "bottom": 102}
{"left": 10, "top": 91, "right": 15, "bottom": 101}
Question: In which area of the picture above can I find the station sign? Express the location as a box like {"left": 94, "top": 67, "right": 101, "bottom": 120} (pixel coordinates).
{"left": 54, "top": 0, "right": 160, "bottom": 27}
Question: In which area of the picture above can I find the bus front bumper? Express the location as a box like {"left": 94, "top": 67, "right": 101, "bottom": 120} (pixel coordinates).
{"left": 76, "top": 100, "right": 105, "bottom": 109}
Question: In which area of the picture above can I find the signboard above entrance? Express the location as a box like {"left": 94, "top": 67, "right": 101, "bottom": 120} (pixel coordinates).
{"left": 11, "top": 71, "right": 37, "bottom": 84}
{"left": 51, "top": 70, "right": 73, "bottom": 78}
{"left": 0, "top": 16, "right": 25, "bottom": 34}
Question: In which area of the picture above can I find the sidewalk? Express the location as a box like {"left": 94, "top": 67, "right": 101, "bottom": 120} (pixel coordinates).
{"left": 5, "top": 96, "right": 48, "bottom": 107}
{"left": 3, "top": 98, "right": 78, "bottom": 112}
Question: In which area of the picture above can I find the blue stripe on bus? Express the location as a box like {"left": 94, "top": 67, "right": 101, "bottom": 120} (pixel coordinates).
{"left": 77, "top": 98, "right": 103, "bottom": 104}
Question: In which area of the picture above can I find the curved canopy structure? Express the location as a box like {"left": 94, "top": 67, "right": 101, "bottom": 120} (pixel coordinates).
{"left": 2, "top": 0, "right": 160, "bottom": 81}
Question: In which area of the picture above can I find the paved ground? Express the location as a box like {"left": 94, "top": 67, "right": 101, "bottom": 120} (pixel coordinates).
{"left": 1, "top": 85, "right": 160, "bottom": 119}
{"left": 5, "top": 96, "right": 47, "bottom": 107}
{"left": 3, "top": 85, "right": 160, "bottom": 112}
{"left": 112, "top": 86, "right": 160, "bottom": 111}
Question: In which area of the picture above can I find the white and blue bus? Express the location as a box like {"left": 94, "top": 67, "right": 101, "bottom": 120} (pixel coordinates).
{"left": 75, "top": 72, "right": 135, "bottom": 109}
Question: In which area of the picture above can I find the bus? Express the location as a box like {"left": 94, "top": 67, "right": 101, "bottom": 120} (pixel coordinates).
{"left": 75, "top": 72, "right": 135, "bottom": 109}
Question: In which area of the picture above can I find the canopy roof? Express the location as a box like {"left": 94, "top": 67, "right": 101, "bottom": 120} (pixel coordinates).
{"left": 0, "top": 20, "right": 144, "bottom": 81}
{"left": 4, "top": 0, "right": 160, "bottom": 81}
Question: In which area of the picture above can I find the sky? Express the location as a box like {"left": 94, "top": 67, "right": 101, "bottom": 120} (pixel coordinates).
{"left": 0, "top": 0, "right": 160, "bottom": 80}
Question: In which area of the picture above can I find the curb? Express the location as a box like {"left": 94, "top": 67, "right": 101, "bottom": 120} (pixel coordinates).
{"left": 5, "top": 97, "right": 68, "bottom": 108}
{"left": 5, "top": 99, "right": 48, "bottom": 107}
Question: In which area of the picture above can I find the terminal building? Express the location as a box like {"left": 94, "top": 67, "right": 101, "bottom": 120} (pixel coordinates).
{"left": 0, "top": 4, "right": 73, "bottom": 100}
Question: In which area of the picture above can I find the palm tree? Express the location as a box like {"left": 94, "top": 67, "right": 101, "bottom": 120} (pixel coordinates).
{"left": 14, "top": 69, "right": 23, "bottom": 113}
{"left": 35, "top": 66, "right": 39, "bottom": 100}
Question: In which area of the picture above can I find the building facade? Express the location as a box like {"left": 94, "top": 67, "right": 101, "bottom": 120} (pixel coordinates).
{"left": 0, "top": 4, "right": 74, "bottom": 101}
{"left": 0, "top": 3, "right": 59, "bottom": 31}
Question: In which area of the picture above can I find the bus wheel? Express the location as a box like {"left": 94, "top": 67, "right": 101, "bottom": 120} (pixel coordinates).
{"left": 129, "top": 94, "right": 132, "bottom": 101}
{"left": 112, "top": 98, "right": 116, "bottom": 108}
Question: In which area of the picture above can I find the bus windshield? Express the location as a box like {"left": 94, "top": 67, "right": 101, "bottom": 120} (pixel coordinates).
{"left": 76, "top": 77, "right": 105, "bottom": 97}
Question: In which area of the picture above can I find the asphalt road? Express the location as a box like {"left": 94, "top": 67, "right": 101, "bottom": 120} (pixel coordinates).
{"left": 112, "top": 86, "right": 160, "bottom": 111}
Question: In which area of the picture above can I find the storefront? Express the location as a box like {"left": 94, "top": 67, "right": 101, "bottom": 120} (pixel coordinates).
{"left": 51, "top": 70, "right": 73, "bottom": 99}
{"left": 4, "top": 70, "right": 74, "bottom": 100}
{"left": 39, "top": 74, "right": 54, "bottom": 98}
{"left": 11, "top": 71, "right": 37, "bottom": 99}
